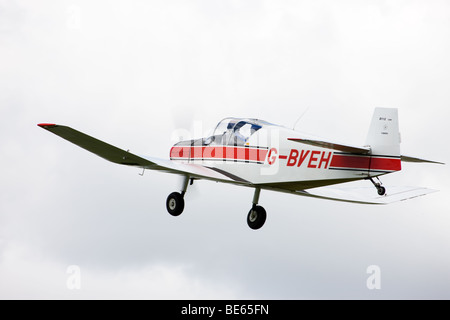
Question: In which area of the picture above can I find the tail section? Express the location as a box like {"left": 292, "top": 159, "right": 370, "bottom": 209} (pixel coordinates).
{"left": 365, "top": 108, "right": 401, "bottom": 157}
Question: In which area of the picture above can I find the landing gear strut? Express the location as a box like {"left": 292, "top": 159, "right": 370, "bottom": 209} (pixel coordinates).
{"left": 247, "top": 188, "right": 267, "bottom": 230}
{"left": 368, "top": 177, "right": 386, "bottom": 196}
{"left": 166, "top": 179, "right": 268, "bottom": 230}
{"left": 166, "top": 175, "right": 190, "bottom": 216}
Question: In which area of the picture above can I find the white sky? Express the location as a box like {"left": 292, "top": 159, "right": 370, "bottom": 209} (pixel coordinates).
{"left": 1, "top": 0, "right": 449, "bottom": 299}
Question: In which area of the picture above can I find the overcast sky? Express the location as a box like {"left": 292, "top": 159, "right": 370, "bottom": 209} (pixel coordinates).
{"left": 1, "top": 0, "right": 449, "bottom": 299}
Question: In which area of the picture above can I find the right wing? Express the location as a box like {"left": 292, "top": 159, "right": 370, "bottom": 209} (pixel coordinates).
{"left": 37, "top": 123, "right": 248, "bottom": 184}
{"left": 38, "top": 124, "right": 158, "bottom": 168}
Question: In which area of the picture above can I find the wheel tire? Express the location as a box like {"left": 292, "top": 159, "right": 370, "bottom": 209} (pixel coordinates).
{"left": 166, "top": 192, "right": 185, "bottom": 216}
{"left": 247, "top": 205, "right": 267, "bottom": 230}
{"left": 377, "top": 186, "right": 386, "bottom": 196}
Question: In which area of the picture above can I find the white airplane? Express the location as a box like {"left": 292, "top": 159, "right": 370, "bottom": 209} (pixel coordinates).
{"left": 38, "top": 108, "right": 443, "bottom": 230}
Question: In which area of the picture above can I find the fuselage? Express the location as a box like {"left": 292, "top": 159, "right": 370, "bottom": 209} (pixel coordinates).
{"left": 170, "top": 118, "right": 401, "bottom": 190}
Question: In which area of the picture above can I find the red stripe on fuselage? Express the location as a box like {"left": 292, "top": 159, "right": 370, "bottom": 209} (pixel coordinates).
{"left": 330, "top": 154, "right": 370, "bottom": 169}
{"left": 330, "top": 154, "right": 401, "bottom": 172}
{"left": 369, "top": 157, "right": 402, "bottom": 171}
{"left": 170, "top": 146, "right": 268, "bottom": 162}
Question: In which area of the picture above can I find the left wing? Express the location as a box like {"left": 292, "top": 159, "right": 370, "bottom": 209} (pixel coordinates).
{"left": 37, "top": 123, "right": 248, "bottom": 184}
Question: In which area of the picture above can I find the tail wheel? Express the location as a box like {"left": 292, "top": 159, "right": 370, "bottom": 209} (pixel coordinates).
{"left": 247, "top": 205, "right": 267, "bottom": 230}
{"left": 377, "top": 186, "right": 386, "bottom": 196}
{"left": 368, "top": 177, "right": 386, "bottom": 196}
{"left": 166, "top": 192, "right": 185, "bottom": 216}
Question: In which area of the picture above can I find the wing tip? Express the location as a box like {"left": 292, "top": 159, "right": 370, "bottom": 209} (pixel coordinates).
{"left": 37, "top": 123, "right": 57, "bottom": 128}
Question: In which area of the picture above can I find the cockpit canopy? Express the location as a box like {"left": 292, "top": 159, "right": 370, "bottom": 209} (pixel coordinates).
{"left": 173, "top": 117, "right": 276, "bottom": 147}
{"left": 206, "top": 117, "right": 273, "bottom": 146}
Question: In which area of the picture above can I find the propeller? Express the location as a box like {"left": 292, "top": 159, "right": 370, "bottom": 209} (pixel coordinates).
{"left": 170, "top": 106, "right": 195, "bottom": 143}
{"left": 169, "top": 106, "right": 201, "bottom": 198}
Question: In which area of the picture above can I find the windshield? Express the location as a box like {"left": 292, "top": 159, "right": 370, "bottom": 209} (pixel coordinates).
{"left": 204, "top": 118, "right": 267, "bottom": 146}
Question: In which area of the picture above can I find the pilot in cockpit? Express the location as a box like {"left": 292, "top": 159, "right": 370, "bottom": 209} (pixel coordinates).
{"left": 204, "top": 118, "right": 264, "bottom": 147}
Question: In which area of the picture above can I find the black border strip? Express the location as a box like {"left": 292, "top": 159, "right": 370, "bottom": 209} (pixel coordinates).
{"left": 333, "top": 152, "right": 401, "bottom": 159}
{"left": 171, "top": 158, "right": 264, "bottom": 165}
{"left": 329, "top": 167, "right": 392, "bottom": 173}
{"left": 206, "top": 167, "right": 250, "bottom": 183}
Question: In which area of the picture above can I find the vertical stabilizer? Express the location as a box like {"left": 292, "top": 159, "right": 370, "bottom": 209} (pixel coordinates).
{"left": 365, "top": 108, "right": 400, "bottom": 157}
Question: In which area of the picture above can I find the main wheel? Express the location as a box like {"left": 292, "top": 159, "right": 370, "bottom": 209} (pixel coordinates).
{"left": 247, "top": 205, "right": 267, "bottom": 230}
{"left": 166, "top": 192, "right": 185, "bottom": 216}
{"left": 377, "top": 186, "right": 386, "bottom": 196}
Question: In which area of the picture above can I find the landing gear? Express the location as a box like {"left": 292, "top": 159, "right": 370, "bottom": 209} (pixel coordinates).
{"left": 247, "top": 188, "right": 267, "bottom": 230}
{"left": 166, "top": 192, "right": 184, "bottom": 216}
{"left": 247, "top": 205, "right": 267, "bottom": 230}
{"left": 368, "top": 177, "right": 386, "bottom": 196}
{"left": 166, "top": 179, "right": 268, "bottom": 230}
{"left": 377, "top": 186, "right": 386, "bottom": 196}
{"left": 166, "top": 175, "right": 190, "bottom": 216}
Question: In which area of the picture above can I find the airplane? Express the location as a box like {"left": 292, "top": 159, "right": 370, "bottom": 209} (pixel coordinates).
{"left": 38, "top": 107, "right": 443, "bottom": 230}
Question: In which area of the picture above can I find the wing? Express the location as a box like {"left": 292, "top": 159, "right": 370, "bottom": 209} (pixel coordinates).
{"left": 289, "top": 185, "right": 438, "bottom": 205}
{"left": 288, "top": 138, "right": 371, "bottom": 154}
{"left": 37, "top": 123, "right": 248, "bottom": 184}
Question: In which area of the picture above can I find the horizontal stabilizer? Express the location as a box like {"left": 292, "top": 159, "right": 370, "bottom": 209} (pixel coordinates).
{"left": 401, "top": 155, "right": 444, "bottom": 165}
{"left": 288, "top": 138, "right": 371, "bottom": 154}
{"left": 295, "top": 185, "right": 438, "bottom": 205}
